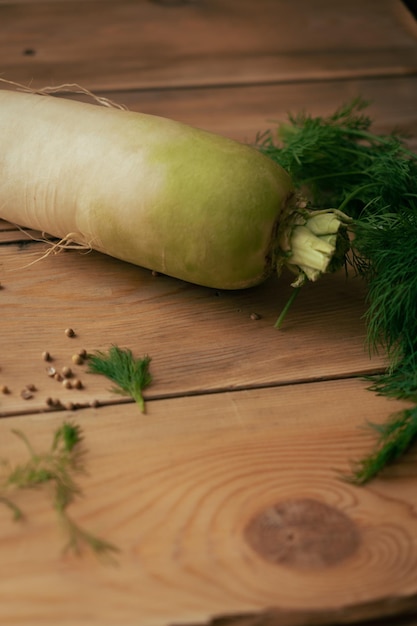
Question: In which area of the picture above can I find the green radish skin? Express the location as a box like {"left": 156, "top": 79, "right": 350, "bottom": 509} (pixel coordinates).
{"left": 0, "top": 89, "right": 294, "bottom": 289}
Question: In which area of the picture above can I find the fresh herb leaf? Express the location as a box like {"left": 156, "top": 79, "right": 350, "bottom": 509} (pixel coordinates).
{"left": 367, "top": 354, "right": 417, "bottom": 403}
{"left": 348, "top": 406, "right": 417, "bottom": 484}
{"left": 59, "top": 511, "right": 118, "bottom": 557}
{"left": 0, "top": 496, "right": 23, "bottom": 520}
{"left": 256, "top": 98, "right": 417, "bottom": 219}
{"left": 53, "top": 420, "right": 84, "bottom": 453}
{"left": 0, "top": 421, "right": 119, "bottom": 558}
{"left": 87, "top": 345, "right": 152, "bottom": 412}
{"left": 353, "top": 204, "right": 417, "bottom": 363}
{"left": 257, "top": 99, "right": 417, "bottom": 481}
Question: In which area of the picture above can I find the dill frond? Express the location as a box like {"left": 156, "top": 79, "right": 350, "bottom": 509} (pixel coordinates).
{"left": 255, "top": 98, "right": 417, "bottom": 219}
{"left": 0, "top": 496, "right": 23, "bottom": 520}
{"left": 87, "top": 345, "right": 152, "bottom": 412}
{"left": 367, "top": 354, "right": 417, "bottom": 402}
{"left": 353, "top": 204, "right": 417, "bottom": 363}
{"left": 0, "top": 421, "right": 119, "bottom": 558}
{"left": 348, "top": 406, "right": 417, "bottom": 484}
{"left": 57, "top": 508, "right": 119, "bottom": 559}
{"left": 257, "top": 99, "right": 417, "bottom": 480}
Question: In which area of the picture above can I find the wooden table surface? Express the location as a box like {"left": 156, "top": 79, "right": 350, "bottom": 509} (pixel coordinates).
{"left": 2, "top": 1, "right": 417, "bottom": 625}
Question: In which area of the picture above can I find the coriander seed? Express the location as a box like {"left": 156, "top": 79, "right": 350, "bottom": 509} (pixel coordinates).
{"left": 65, "top": 328, "right": 76, "bottom": 338}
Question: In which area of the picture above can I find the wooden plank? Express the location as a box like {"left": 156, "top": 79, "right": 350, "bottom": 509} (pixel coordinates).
{"left": 0, "top": 379, "right": 416, "bottom": 626}
{"left": 0, "top": 0, "right": 416, "bottom": 91}
{"left": 0, "top": 240, "right": 384, "bottom": 417}
{"left": 93, "top": 75, "right": 417, "bottom": 147}
{"left": 0, "top": 223, "right": 45, "bottom": 242}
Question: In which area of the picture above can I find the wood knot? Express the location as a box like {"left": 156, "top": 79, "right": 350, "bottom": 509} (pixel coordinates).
{"left": 244, "top": 498, "right": 360, "bottom": 569}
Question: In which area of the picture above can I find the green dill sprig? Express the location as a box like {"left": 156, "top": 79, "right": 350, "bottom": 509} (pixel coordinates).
{"left": 0, "top": 421, "right": 119, "bottom": 558}
{"left": 256, "top": 99, "right": 417, "bottom": 481}
{"left": 347, "top": 196, "right": 417, "bottom": 482}
{"left": 367, "top": 355, "right": 417, "bottom": 402}
{"left": 352, "top": 204, "right": 417, "bottom": 362}
{"left": 255, "top": 98, "right": 417, "bottom": 219}
{"left": 348, "top": 406, "right": 417, "bottom": 484}
{"left": 87, "top": 345, "right": 152, "bottom": 412}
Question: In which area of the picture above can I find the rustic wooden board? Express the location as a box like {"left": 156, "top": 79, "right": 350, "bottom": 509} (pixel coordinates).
{"left": 0, "top": 221, "right": 44, "bottom": 242}
{"left": 0, "top": 240, "right": 384, "bottom": 417}
{"left": 2, "top": 1, "right": 417, "bottom": 624}
{"left": 0, "top": 379, "right": 416, "bottom": 626}
{"left": 101, "top": 76, "right": 417, "bottom": 147}
{"left": 3, "top": 74, "right": 417, "bottom": 148}
{"left": 0, "top": 0, "right": 416, "bottom": 91}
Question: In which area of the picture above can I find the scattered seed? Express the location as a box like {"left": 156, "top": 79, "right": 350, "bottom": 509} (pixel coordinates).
{"left": 71, "top": 354, "right": 84, "bottom": 365}
{"left": 42, "top": 351, "right": 52, "bottom": 362}
{"left": 250, "top": 312, "right": 262, "bottom": 320}
{"left": 47, "top": 366, "right": 57, "bottom": 377}
{"left": 46, "top": 398, "right": 64, "bottom": 409}
{"left": 21, "top": 389, "right": 33, "bottom": 400}
{"left": 73, "top": 379, "right": 83, "bottom": 390}
{"left": 61, "top": 366, "right": 72, "bottom": 378}
{"left": 54, "top": 373, "right": 63, "bottom": 382}
{"left": 45, "top": 397, "right": 64, "bottom": 409}
{"left": 65, "top": 328, "right": 76, "bottom": 337}
{"left": 26, "top": 383, "right": 37, "bottom": 392}
{"left": 62, "top": 379, "right": 72, "bottom": 389}
{"left": 89, "top": 399, "right": 100, "bottom": 408}
{"left": 1, "top": 385, "right": 10, "bottom": 394}
{"left": 65, "top": 401, "right": 76, "bottom": 411}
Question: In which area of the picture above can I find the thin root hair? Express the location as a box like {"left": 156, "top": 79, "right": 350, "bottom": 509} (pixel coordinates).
{"left": 8, "top": 228, "right": 92, "bottom": 271}
{"left": 0, "top": 77, "right": 128, "bottom": 111}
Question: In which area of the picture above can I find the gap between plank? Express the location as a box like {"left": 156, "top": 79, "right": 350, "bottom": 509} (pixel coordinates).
{"left": 0, "top": 370, "right": 386, "bottom": 420}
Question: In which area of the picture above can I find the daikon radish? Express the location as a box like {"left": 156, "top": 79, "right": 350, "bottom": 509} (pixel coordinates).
{"left": 0, "top": 88, "right": 349, "bottom": 289}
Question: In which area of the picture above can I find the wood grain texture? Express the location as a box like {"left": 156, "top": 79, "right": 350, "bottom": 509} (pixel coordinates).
{"left": 0, "top": 379, "right": 416, "bottom": 626}
{"left": 0, "top": 220, "right": 43, "bottom": 242}
{"left": 0, "top": 240, "right": 383, "bottom": 417}
{"left": 98, "top": 76, "right": 417, "bottom": 147}
{"left": 0, "top": 0, "right": 416, "bottom": 91}
{"left": 1, "top": 1, "right": 417, "bottom": 624}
